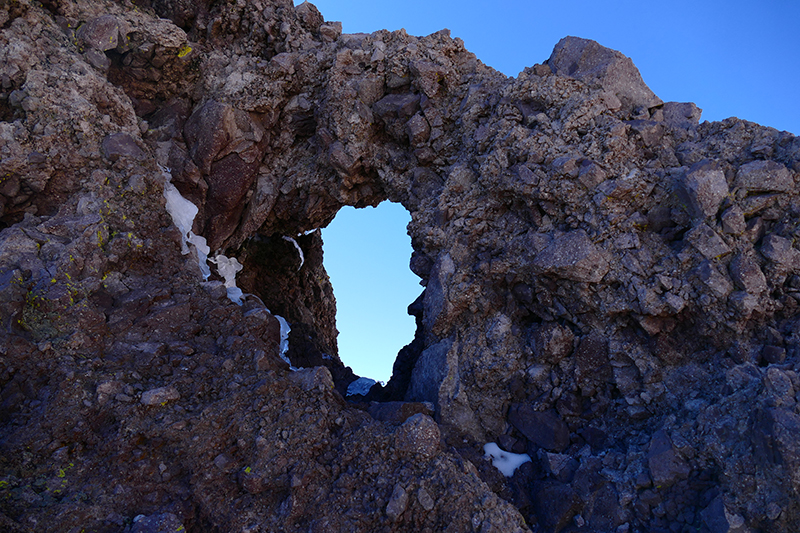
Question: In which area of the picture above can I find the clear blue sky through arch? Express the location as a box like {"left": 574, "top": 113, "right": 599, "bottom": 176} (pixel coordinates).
{"left": 303, "top": 0, "right": 799, "bottom": 382}
{"left": 323, "top": 203, "right": 420, "bottom": 383}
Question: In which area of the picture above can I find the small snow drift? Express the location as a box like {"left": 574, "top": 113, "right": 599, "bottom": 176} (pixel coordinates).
{"left": 346, "top": 377, "right": 377, "bottom": 397}
{"left": 483, "top": 442, "right": 531, "bottom": 477}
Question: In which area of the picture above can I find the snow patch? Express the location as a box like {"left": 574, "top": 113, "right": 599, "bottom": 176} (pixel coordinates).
{"left": 161, "top": 166, "right": 243, "bottom": 304}
{"left": 210, "top": 254, "right": 244, "bottom": 305}
{"left": 161, "top": 166, "right": 293, "bottom": 361}
{"left": 282, "top": 235, "right": 304, "bottom": 270}
{"left": 162, "top": 167, "right": 211, "bottom": 280}
{"left": 483, "top": 442, "right": 531, "bottom": 477}
{"left": 275, "top": 314, "right": 291, "bottom": 364}
{"left": 346, "top": 377, "right": 376, "bottom": 397}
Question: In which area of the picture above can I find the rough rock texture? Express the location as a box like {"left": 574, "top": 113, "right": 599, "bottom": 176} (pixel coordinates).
{"left": 2, "top": 1, "right": 800, "bottom": 532}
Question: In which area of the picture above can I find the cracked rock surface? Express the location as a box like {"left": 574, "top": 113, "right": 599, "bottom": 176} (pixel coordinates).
{"left": 2, "top": 0, "right": 800, "bottom": 531}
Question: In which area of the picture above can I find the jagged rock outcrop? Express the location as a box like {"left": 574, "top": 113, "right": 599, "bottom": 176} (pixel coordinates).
{"left": 2, "top": 0, "right": 800, "bottom": 532}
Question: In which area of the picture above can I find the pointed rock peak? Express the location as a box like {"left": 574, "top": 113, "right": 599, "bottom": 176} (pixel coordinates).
{"left": 547, "top": 36, "right": 663, "bottom": 113}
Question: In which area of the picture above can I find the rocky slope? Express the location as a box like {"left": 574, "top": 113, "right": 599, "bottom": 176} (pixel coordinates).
{"left": 2, "top": 0, "right": 800, "bottom": 531}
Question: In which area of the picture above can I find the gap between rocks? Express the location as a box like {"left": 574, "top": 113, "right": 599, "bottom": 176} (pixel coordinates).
{"left": 321, "top": 202, "right": 421, "bottom": 395}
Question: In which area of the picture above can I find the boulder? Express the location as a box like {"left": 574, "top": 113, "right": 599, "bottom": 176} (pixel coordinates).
{"left": 735, "top": 160, "right": 794, "bottom": 193}
{"left": 661, "top": 101, "right": 702, "bottom": 128}
{"left": 532, "top": 230, "right": 609, "bottom": 282}
{"left": 394, "top": 413, "right": 441, "bottom": 460}
{"left": 101, "top": 132, "right": 145, "bottom": 161}
{"left": 729, "top": 254, "right": 767, "bottom": 294}
{"left": 77, "top": 15, "right": 126, "bottom": 52}
{"left": 647, "top": 430, "right": 690, "bottom": 487}
{"left": 547, "top": 36, "right": 662, "bottom": 112}
{"left": 680, "top": 160, "right": 728, "bottom": 219}
{"left": 508, "top": 405, "right": 570, "bottom": 452}
{"left": 533, "top": 322, "right": 575, "bottom": 364}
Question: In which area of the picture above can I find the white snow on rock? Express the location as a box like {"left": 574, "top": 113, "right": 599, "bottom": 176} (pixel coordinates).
{"left": 210, "top": 254, "right": 244, "bottom": 305}
{"left": 161, "top": 166, "right": 293, "bottom": 359}
{"left": 161, "top": 166, "right": 247, "bottom": 304}
{"left": 276, "top": 314, "right": 291, "bottom": 365}
{"left": 346, "top": 377, "right": 377, "bottom": 397}
{"left": 162, "top": 167, "right": 211, "bottom": 279}
{"left": 282, "top": 235, "right": 304, "bottom": 270}
{"left": 483, "top": 442, "right": 531, "bottom": 477}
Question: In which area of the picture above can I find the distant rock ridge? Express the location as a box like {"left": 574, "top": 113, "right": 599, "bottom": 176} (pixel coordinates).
{"left": 2, "top": 1, "right": 800, "bottom": 531}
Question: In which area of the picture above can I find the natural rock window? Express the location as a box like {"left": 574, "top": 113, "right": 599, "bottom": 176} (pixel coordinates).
{"left": 323, "top": 202, "right": 420, "bottom": 386}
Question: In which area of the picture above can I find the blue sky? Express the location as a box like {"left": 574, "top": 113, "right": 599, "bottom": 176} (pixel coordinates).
{"left": 312, "top": 0, "right": 800, "bottom": 382}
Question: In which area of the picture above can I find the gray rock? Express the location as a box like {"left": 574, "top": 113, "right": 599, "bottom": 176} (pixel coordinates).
{"left": 385, "top": 484, "right": 408, "bottom": 522}
{"left": 661, "top": 101, "right": 702, "bottom": 129}
{"left": 140, "top": 385, "right": 180, "bottom": 406}
{"left": 288, "top": 366, "right": 334, "bottom": 392}
{"left": 533, "top": 230, "right": 609, "bottom": 282}
{"left": 422, "top": 255, "right": 454, "bottom": 334}
{"left": 84, "top": 48, "right": 111, "bottom": 71}
{"left": 101, "top": 133, "right": 145, "bottom": 161}
{"left": 294, "top": 1, "right": 324, "bottom": 34}
{"left": 373, "top": 93, "right": 421, "bottom": 122}
{"left": 394, "top": 413, "right": 441, "bottom": 460}
{"left": 77, "top": 15, "right": 124, "bottom": 52}
{"left": 131, "top": 512, "right": 185, "bottom": 533}
{"left": 687, "top": 223, "right": 731, "bottom": 259}
{"left": 729, "top": 254, "right": 767, "bottom": 294}
{"left": 647, "top": 430, "right": 690, "bottom": 488}
{"left": 734, "top": 160, "right": 794, "bottom": 193}
{"left": 406, "top": 113, "right": 430, "bottom": 145}
{"left": 327, "top": 141, "right": 359, "bottom": 177}
{"left": 533, "top": 322, "right": 575, "bottom": 364}
{"left": 200, "top": 280, "right": 228, "bottom": 300}
{"left": 406, "top": 338, "right": 453, "bottom": 404}
{"left": 721, "top": 205, "right": 746, "bottom": 235}
{"left": 213, "top": 453, "right": 235, "bottom": 472}
{"left": 700, "top": 496, "right": 750, "bottom": 533}
{"left": 627, "top": 120, "right": 665, "bottom": 147}
{"left": 694, "top": 261, "right": 733, "bottom": 299}
{"left": 547, "top": 36, "right": 662, "bottom": 112}
{"left": 508, "top": 405, "right": 570, "bottom": 452}
{"left": 409, "top": 60, "right": 447, "bottom": 98}
{"left": 578, "top": 161, "right": 606, "bottom": 188}
{"left": 761, "top": 234, "right": 800, "bottom": 266}
{"left": 761, "top": 345, "right": 787, "bottom": 365}
{"left": 729, "top": 291, "right": 759, "bottom": 318}
{"left": 417, "top": 487, "right": 435, "bottom": 511}
{"left": 540, "top": 452, "right": 579, "bottom": 481}
{"left": 552, "top": 155, "right": 579, "bottom": 178}
{"left": 319, "top": 22, "right": 341, "bottom": 43}
{"left": 680, "top": 160, "right": 728, "bottom": 218}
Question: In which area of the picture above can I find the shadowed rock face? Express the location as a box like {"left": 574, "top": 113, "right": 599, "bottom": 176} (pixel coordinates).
{"left": 2, "top": 1, "right": 800, "bottom": 532}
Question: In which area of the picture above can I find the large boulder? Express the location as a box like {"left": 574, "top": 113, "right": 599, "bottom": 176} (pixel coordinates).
{"left": 547, "top": 36, "right": 662, "bottom": 112}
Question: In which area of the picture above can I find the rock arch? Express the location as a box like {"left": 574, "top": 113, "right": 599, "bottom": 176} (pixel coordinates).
{"left": 3, "top": 0, "right": 800, "bottom": 530}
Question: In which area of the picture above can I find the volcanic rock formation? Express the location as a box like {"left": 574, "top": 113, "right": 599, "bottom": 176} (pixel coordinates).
{"left": 2, "top": 0, "right": 800, "bottom": 531}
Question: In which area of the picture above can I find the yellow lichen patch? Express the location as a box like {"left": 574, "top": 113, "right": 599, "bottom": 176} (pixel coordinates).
{"left": 177, "top": 44, "right": 192, "bottom": 58}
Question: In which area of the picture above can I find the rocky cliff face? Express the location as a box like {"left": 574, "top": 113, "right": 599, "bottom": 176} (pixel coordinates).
{"left": 2, "top": 0, "right": 800, "bottom": 531}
